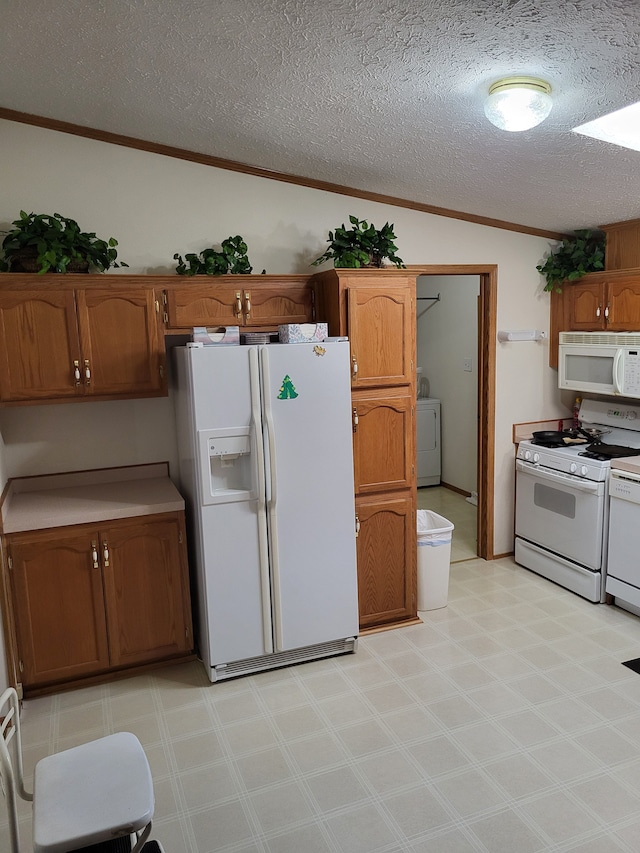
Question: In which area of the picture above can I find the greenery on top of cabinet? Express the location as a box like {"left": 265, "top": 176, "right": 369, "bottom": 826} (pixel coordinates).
{"left": 312, "top": 216, "right": 405, "bottom": 269}
{"left": 0, "top": 211, "right": 127, "bottom": 273}
{"left": 537, "top": 229, "right": 606, "bottom": 292}
{"left": 174, "top": 235, "right": 253, "bottom": 275}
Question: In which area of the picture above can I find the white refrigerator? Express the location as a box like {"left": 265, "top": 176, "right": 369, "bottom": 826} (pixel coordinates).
{"left": 173, "top": 340, "right": 359, "bottom": 681}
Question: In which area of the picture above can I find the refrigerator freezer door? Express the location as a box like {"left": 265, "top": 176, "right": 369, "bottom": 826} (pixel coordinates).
{"left": 260, "top": 341, "right": 358, "bottom": 651}
{"left": 183, "top": 345, "right": 273, "bottom": 668}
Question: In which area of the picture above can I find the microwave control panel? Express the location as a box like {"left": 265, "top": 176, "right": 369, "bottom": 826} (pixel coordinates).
{"left": 623, "top": 350, "right": 640, "bottom": 396}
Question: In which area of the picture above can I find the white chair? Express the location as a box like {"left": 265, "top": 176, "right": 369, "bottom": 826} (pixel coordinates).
{"left": 0, "top": 686, "right": 161, "bottom": 853}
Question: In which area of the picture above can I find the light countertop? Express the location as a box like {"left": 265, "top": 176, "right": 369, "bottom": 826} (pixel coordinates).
{"left": 0, "top": 463, "right": 184, "bottom": 534}
{"left": 610, "top": 456, "right": 640, "bottom": 475}
{"left": 512, "top": 417, "right": 572, "bottom": 444}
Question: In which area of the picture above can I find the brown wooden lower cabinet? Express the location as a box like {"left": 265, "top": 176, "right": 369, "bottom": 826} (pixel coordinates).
{"left": 6, "top": 511, "right": 193, "bottom": 692}
{"left": 355, "top": 492, "right": 416, "bottom": 630}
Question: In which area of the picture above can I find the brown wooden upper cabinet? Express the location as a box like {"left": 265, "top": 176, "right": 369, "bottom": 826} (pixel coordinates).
{"left": 550, "top": 270, "right": 640, "bottom": 367}
{"left": 567, "top": 276, "right": 640, "bottom": 331}
{"left": 347, "top": 287, "right": 413, "bottom": 387}
{"left": 163, "top": 276, "right": 315, "bottom": 330}
{"left": 0, "top": 276, "right": 166, "bottom": 404}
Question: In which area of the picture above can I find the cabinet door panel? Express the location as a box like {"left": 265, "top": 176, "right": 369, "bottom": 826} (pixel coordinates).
{"left": 101, "top": 516, "right": 191, "bottom": 666}
{"left": 607, "top": 278, "right": 640, "bottom": 329}
{"left": 0, "top": 290, "right": 81, "bottom": 402}
{"left": 566, "top": 282, "right": 606, "bottom": 330}
{"left": 8, "top": 529, "right": 109, "bottom": 686}
{"left": 353, "top": 393, "right": 414, "bottom": 494}
{"left": 164, "top": 284, "right": 240, "bottom": 329}
{"left": 355, "top": 493, "right": 415, "bottom": 628}
{"left": 348, "top": 288, "right": 412, "bottom": 387}
{"left": 243, "top": 283, "right": 314, "bottom": 327}
{"left": 76, "top": 288, "right": 165, "bottom": 396}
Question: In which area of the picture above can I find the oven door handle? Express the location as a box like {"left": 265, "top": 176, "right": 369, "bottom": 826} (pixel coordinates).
{"left": 516, "top": 459, "right": 601, "bottom": 493}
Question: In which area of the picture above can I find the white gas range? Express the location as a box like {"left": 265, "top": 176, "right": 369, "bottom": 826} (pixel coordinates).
{"left": 515, "top": 399, "right": 640, "bottom": 603}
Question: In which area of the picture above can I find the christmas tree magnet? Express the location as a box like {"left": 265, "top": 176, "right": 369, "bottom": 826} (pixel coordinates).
{"left": 278, "top": 375, "right": 298, "bottom": 399}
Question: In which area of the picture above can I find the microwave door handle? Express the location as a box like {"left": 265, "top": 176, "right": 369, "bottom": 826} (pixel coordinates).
{"left": 613, "top": 349, "right": 624, "bottom": 394}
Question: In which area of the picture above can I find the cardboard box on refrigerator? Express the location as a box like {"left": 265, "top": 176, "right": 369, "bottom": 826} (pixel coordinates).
{"left": 278, "top": 323, "right": 328, "bottom": 343}
{"left": 192, "top": 326, "right": 240, "bottom": 345}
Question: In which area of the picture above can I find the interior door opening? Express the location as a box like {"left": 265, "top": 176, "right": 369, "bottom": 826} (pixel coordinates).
{"left": 408, "top": 265, "right": 496, "bottom": 561}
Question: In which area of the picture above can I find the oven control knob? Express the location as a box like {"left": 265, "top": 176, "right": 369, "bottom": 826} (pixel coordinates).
{"left": 570, "top": 462, "right": 578, "bottom": 473}
{"left": 524, "top": 450, "right": 532, "bottom": 461}
{"left": 533, "top": 452, "right": 540, "bottom": 463}
{"left": 581, "top": 465, "right": 589, "bottom": 476}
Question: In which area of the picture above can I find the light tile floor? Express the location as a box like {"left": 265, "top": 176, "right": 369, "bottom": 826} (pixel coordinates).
{"left": 6, "top": 559, "right": 640, "bottom": 852}
{"left": 417, "top": 486, "right": 477, "bottom": 562}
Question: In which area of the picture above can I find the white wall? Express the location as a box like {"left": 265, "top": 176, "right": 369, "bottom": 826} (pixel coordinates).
{"left": 417, "top": 275, "right": 480, "bottom": 494}
{"left": 0, "top": 119, "right": 567, "bottom": 687}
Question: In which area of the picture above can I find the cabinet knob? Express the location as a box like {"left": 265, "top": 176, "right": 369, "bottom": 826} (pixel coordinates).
{"left": 102, "top": 541, "right": 110, "bottom": 567}
{"left": 91, "top": 541, "right": 99, "bottom": 569}
{"left": 352, "top": 407, "right": 359, "bottom": 432}
{"left": 355, "top": 515, "right": 360, "bottom": 537}
{"left": 73, "top": 360, "right": 81, "bottom": 386}
{"left": 596, "top": 305, "right": 601, "bottom": 318}
{"left": 605, "top": 304, "right": 610, "bottom": 320}
{"left": 84, "top": 359, "right": 91, "bottom": 385}
{"left": 352, "top": 355, "right": 358, "bottom": 378}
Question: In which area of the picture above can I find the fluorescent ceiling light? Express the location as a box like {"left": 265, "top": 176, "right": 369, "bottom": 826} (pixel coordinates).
{"left": 484, "top": 77, "right": 552, "bottom": 132}
{"left": 573, "top": 101, "right": 640, "bottom": 152}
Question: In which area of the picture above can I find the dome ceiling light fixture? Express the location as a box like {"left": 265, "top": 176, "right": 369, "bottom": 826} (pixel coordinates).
{"left": 484, "top": 76, "right": 553, "bottom": 132}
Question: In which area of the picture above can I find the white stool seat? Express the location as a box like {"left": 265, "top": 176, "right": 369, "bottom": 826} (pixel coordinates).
{"left": 33, "top": 732, "right": 154, "bottom": 853}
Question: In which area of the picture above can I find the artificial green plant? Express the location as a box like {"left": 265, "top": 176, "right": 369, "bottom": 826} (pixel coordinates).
{"left": 312, "top": 215, "right": 405, "bottom": 269}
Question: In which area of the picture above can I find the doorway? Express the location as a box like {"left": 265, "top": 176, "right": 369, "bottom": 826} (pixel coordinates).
{"left": 407, "top": 265, "right": 497, "bottom": 561}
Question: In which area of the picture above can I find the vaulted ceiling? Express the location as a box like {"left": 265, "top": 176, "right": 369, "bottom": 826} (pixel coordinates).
{"left": 2, "top": 0, "right": 640, "bottom": 236}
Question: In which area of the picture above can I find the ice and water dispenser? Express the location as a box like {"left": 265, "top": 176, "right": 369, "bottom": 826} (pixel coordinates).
{"left": 198, "top": 427, "right": 255, "bottom": 504}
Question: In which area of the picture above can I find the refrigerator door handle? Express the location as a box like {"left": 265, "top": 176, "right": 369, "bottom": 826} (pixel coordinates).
{"left": 249, "top": 347, "right": 274, "bottom": 655}
{"left": 260, "top": 346, "right": 285, "bottom": 651}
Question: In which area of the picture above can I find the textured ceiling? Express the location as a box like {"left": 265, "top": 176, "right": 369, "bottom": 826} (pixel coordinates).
{"left": 1, "top": 0, "right": 640, "bottom": 234}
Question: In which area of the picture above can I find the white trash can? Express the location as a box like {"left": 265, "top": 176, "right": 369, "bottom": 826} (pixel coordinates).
{"left": 417, "top": 510, "right": 454, "bottom": 611}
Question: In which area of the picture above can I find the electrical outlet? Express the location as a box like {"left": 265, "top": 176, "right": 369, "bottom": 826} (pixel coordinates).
{"left": 463, "top": 358, "right": 473, "bottom": 372}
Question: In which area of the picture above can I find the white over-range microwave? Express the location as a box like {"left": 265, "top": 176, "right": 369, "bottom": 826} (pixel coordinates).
{"left": 559, "top": 331, "right": 640, "bottom": 398}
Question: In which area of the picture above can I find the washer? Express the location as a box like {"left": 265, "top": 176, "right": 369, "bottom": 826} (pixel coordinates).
{"left": 417, "top": 398, "right": 441, "bottom": 487}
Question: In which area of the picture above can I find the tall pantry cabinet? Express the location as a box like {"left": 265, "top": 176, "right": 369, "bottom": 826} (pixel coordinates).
{"left": 312, "top": 269, "right": 418, "bottom": 631}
